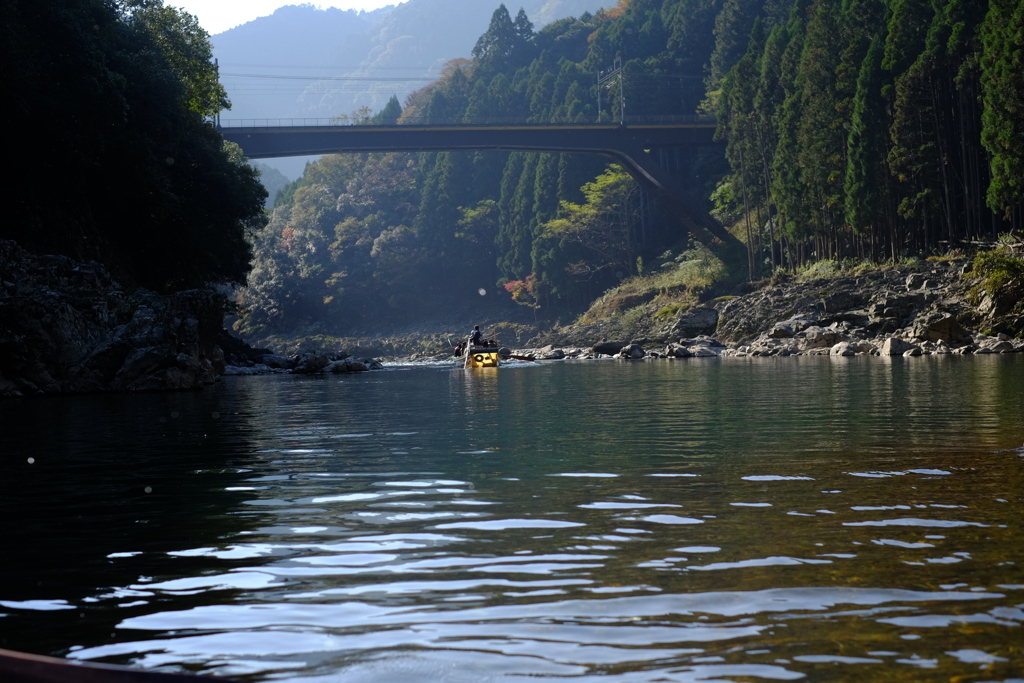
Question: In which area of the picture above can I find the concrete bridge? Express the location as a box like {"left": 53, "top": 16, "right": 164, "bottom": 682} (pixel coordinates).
{"left": 219, "top": 118, "right": 733, "bottom": 246}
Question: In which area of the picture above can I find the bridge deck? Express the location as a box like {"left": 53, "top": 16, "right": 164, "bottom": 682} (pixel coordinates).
{"left": 219, "top": 121, "right": 733, "bottom": 247}
{"left": 219, "top": 122, "right": 717, "bottom": 159}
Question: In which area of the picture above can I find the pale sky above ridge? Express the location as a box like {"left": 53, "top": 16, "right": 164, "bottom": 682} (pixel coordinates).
{"left": 171, "top": 1, "right": 406, "bottom": 35}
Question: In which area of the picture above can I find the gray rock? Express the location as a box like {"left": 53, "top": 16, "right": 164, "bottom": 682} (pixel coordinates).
{"left": 261, "top": 354, "right": 296, "bottom": 369}
{"left": 911, "top": 312, "right": 971, "bottom": 344}
{"left": 664, "top": 343, "right": 693, "bottom": 357}
{"left": 802, "top": 326, "right": 842, "bottom": 349}
{"left": 830, "top": 342, "right": 857, "bottom": 356}
{"left": 326, "top": 358, "right": 369, "bottom": 373}
{"left": 768, "top": 323, "right": 796, "bottom": 338}
{"left": 879, "top": 337, "right": 916, "bottom": 357}
{"left": 0, "top": 240, "right": 227, "bottom": 395}
{"left": 619, "top": 343, "right": 646, "bottom": 359}
{"left": 592, "top": 341, "right": 627, "bottom": 356}
{"left": 671, "top": 307, "right": 719, "bottom": 338}
{"left": 536, "top": 345, "right": 566, "bottom": 359}
{"left": 293, "top": 352, "right": 331, "bottom": 374}
{"left": 906, "top": 273, "right": 928, "bottom": 290}
{"left": 787, "top": 316, "right": 818, "bottom": 333}
{"left": 976, "top": 338, "right": 1016, "bottom": 353}
{"left": 679, "top": 335, "right": 725, "bottom": 348}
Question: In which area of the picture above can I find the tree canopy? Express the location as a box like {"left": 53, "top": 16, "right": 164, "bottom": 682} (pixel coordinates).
{"left": 2, "top": 0, "right": 266, "bottom": 291}
{"left": 238, "top": 0, "right": 1023, "bottom": 339}
{"left": 716, "top": 0, "right": 1022, "bottom": 269}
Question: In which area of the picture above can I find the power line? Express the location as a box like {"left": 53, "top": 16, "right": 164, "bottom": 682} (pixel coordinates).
{"left": 219, "top": 62, "right": 441, "bottom": 71}
{"left": 221, "top": 72, "right": 436, "bottom": 82}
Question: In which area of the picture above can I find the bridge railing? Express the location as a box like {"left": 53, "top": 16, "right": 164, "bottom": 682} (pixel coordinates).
{"left": 217, "top": 114, "right": 717, "bottom": 128}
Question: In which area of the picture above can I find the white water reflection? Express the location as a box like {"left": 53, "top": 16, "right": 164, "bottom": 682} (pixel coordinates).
{"left": 69, "top": 587, "right": 1009, "bottom": 680}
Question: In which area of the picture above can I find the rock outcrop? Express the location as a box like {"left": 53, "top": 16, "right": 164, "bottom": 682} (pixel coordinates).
{"left": 712, "top": 258, "right": 1023, "bottom": 357}
{"left": 0, "top": 241, "right": 229, "bottom": 397}
{"left": 0, "top": 241, "right": 384, "bottom": 396}
{"left": 519, "top": 257, "right": 1023, "bottom": 361}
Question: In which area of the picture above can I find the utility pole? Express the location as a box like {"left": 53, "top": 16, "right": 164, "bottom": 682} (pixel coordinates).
{"left": 597, "top": 57, "right": 624, "bottom": 125}
{"left": 214, "top": 58, "right": 221, "bottom": 128}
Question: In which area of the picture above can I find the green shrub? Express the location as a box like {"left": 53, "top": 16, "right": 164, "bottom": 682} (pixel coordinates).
{"left": 655, "top": 302, "right": 690, "bottom": 320}
{"left": 970, "top": 250, "right": 1024, "bottom": 298}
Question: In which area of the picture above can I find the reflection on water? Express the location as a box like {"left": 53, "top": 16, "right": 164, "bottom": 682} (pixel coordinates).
{"left": 1, "top": 356, "right": 1022, "bottom": 681}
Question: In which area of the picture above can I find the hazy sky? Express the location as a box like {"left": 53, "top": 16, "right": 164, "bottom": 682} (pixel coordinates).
{"left": 171, "top": 1, "right": 406, "bottom": 34}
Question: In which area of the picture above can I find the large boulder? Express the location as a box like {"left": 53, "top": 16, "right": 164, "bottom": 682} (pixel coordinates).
{"left": 261, "top": 354, "right": 296, "bottom": 369}
{"left": 326, "top": 358, "right": 369, "bottom": 373}
{"left": 618, "top": 343, "right": 646, "bottom": 359}
{"left": 535, "top": 345, "right": 566, "bottom": 360}
{"left": 665, "top": 343, "right": 693, "bottom": 358}
{"left": 678, "top": 335, "right": 725, "bottom": 348}
{"left": 0, "top": 240, "right": 228, "bottom": 396}
{"left": 592, "top": 341, "right": 627, "bottom": 356}
{"left": 879, "top": 337, "right": 917, "bottom": 357}
{"left": 801, "top": 326, "right": 843, "bottom": 349}
{"left": 975, "top": 336, "right": 1017, "bottom": 354}
{"left": 829, "top": 342, "right": 858, "bottom": 356}
{"left": 670, "top": 307, "right": 719, "bottom": 338}
{"left": 910, "top": 311, "right": 971, "bottom": 344}
{"left": 293, "top": 352, "right": 331, "bottom": 374}
{"left": 768, "top": 323, "right": 796, "bottom": 338}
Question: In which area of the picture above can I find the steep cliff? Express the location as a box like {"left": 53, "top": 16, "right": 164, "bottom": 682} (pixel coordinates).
{"left": 1, "top": 242, "right": 226, "bottom": 398}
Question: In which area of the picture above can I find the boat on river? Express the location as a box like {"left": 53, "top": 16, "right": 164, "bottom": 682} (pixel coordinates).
{"left": 463, "top": 344, "right": 500, "bottom": 368}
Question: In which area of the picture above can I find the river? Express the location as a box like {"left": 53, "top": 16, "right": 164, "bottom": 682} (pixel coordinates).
{"left": 1, "top": 355, "right": 1022, "bottom": 681}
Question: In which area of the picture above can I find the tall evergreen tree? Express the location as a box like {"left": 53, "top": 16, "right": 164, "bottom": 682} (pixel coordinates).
{"left": 980, "top": 0, "right": 1024, "bottom": 220}
{"left": 473, "top": 4, "right": 535, "bottom": 77}
{"left": 794, "top": 0, "right": 845, "bottom": 254}
{"left": 844, "top": 33, "right": 894, "bottom": 257}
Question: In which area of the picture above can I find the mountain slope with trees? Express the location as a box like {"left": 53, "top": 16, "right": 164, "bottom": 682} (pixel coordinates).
{"left": 236, "top": 0, "right": 1022, "bottom": 347}
{"left": 714, "top": 0, "right": 1022, "bottom": 277}
{"left": 1, "top": 0, "right": 269, "bottom": 396}
{"left": 212, "top": 0, "right": 612, "bottom": 123}
{"left": 3, "top": 0, "right": 266, "bottom": 292}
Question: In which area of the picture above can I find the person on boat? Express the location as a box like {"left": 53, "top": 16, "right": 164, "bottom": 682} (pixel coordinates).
{"left": 470, "top": 326, "right": 482, "bottom": 347}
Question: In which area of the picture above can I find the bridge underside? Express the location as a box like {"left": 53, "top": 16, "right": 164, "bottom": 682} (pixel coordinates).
{"left": 221, "top": 124, "right": 735, "bottom": 247}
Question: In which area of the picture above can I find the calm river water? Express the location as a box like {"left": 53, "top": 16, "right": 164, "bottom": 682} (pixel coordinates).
{"left": 1, "top": 356, "right": 1023, "bottom": 682}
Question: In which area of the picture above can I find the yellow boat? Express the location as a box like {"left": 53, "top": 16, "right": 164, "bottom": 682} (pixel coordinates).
{"left": 464, "top": 345, "right": 500, "bottom": 368}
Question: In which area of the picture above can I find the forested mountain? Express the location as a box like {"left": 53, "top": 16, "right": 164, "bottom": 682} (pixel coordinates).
{"left": 236, "top": 0, "right": 739, "bottom": 337}
{"left": 212, "top": 0, "right": 612, "bottom": 122}
{"left": 235, "top": 0, "right": 1019, "bottom": 342}
{"left": 236, "top": 0, "right": 1023, "bottom": 341}
{"left": 213, "top": 0, "right": 612, "bottom": 178}
{"left": 3, "top": 0, "right": 265, "bottom": 292}
{"left": 715, "top": 0, "right": 1023, "bottom": 278}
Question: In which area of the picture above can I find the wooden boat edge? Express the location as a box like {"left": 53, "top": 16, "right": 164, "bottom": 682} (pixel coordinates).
{"left": 0, "top": 648, "right": 229, "bottom": 683}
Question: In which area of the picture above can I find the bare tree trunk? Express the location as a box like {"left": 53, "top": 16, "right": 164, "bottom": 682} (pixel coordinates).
{"left": 740, "top": 152, "right": 754, "bottom": 281}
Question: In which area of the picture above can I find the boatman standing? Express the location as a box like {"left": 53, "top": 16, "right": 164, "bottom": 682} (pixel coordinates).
{"left": 470, "top": 325, "right": 482, "bottom": 346}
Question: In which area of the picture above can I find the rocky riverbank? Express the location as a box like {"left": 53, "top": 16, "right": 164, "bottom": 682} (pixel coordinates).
{"left": 0, "top": 241, "right": 226, "bottom": 397}
{"left": 516, "top": 256, "right": 1024, "bottom": 360}
{"left": 0, "top": 240, "right": 384, "bottom": 397}
{"left": 5, "top": 240, "right": 1021, "bottom": 396}
{"left": 255, "top": 254, "right": 1023, "bottom": 364}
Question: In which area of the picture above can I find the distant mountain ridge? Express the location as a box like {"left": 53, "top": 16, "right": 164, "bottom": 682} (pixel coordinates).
{"left": 213, "top": 0, "right": 611, "bottom": 124}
